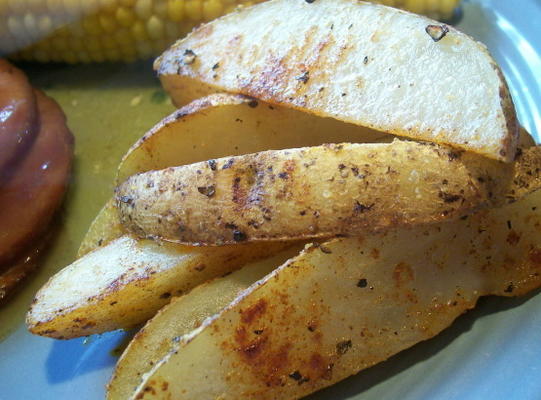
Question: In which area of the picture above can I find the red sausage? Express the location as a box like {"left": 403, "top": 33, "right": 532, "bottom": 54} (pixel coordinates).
{"left": 0, "top": 90, "right": 74, "bottom": 266}
{"left": 0, "top": 59, "right": 38, "bottom": 176}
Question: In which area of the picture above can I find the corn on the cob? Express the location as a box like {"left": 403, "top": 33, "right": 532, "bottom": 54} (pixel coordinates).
{"left": 0, "top": 0, "right": 460, "bottom": 64}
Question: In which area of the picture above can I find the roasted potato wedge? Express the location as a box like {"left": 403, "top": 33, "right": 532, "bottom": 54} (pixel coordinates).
{"left": 107, "top": 245, "right": 304, "bottom": 400}
{"left": 27, "top": 235, "right": 290, "bottom": 338}
{"left": 117, "top": 93, "right": 389, "bottom": 185}
{"left": 117, "top": 141, "right": 541, "bottom": 245}
{"left": 132, "top": 189, "right": 541, "bottom": 400}
{"left": 156, "top": 0, "right": 518, "bottom": 161}
{"left": 82, "top": 93, "right": 388, "bottom": 255}
{"left": 77, "top": 197, "right": 123, "bottom": 257}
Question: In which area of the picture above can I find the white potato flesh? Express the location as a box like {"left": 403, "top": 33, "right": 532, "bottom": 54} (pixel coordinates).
{"left": 132, "top": 190, "right": 541, "bottom": 400}
{"left": 77, "top": 197, "right": 123, "bottom": 257}
{"left": 117, "top": 93, "right": 389, "bottom": 184}
{"left": 27, "top": 235, "right": 289, "bottom": 338}
{"left": 107, "top": 246, "right": 304, "bottom": 400}
{"left": 156, "top": 0, "right": 518, "bottom": 161}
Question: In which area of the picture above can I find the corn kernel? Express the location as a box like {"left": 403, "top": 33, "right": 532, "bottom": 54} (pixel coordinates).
{"left": 89, "top": 50, "right": 106, "bottom": 62}
{"left": 99, "top": 13, "right": 117, "bottom": 33}
{"left": 131, "top": 20, "right": 149, "bottom": 41}
{"left": 154, "top": 1, "right": 169, "bottom": 18}
{"left": 81, "top": 0, "right": 100, "bottom": 14}
{"left": 69, "top": 36, "right": 85, "bottom": 51}
{"left": 84, "top": 35, "right": 102, "bottom": 52}
{"left": 82, "top": 15, "right": 102, "bottom": 35}
{"left": 116, "top": 6, "right": 136, "bottom": 27}
{"left": 114, "top": 27, "right": 134, "bottom": 45}
{"left": 146, "top": 15, "right": 165, "bottom": 40}
{"left": 100, "top": 34, "right": 117, "bottom": 49}
{"left": 119, "top": 0, "right": 136, "bottom": 6}
{"left": 64, "top": 50, "right": 78, "bottom": 64}
{"left": 135, "top": 0, "right": 153, "bottom": 19}
{"left": 37, "top": 15, "right": 54, "bottom": 35}
{"left": 165, "top": 20, "right": 180, "bottom": 39}
{"left": 8, "top": 0, "right": 26, "bottom": 14}
{"left": 63, "top": 0, "right": 81, "bottom": 17}
{"left": 405, "top": 0, "right": 426, "bottom": 14}
{"left": 100, "top": 0, "right": 118, "bottom": 13}
{"left": 203, "top": 0, "right": 223, "bottom": 20}
{"left": 33, "top": 49, "right": 51, "bottom": 63}
{"left": 52, "top": 35, "right": 69, "bottom": 50}
{"left": 185, "top": 0, "right": 203, "bottom": 21}
{"left": 168, "top": 0, "right": 185, "bottom": 22}
{"left": 136, "top": 39, "right": 153, "bottom": 57}
{"left": 23, "top": 13, "right": 39, "bottom": 41}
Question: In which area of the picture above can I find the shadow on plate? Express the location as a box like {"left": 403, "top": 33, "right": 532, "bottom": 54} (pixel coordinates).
{"left": 310, "top": 288, "right": 541, "bottom": 399}
{"left": 45, "top": 328, "right": 136, "bottom": 384}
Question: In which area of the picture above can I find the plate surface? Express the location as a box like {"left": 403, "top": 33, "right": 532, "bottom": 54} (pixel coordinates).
{"left": 1, "top": 1, "right": 540, "bottom": 399}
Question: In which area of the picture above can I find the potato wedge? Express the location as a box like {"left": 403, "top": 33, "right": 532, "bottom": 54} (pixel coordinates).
{"left": 82, "top": 94, "right": 388, "bottom": 255}
{"left": 107, "top": 245, "right": 304, "bottom": 400}
{"left": 27, "top": 235, "right": 289, "bottom": 338}
{"left": 132, "top": 190, "right": 541, "bottom": 400}
{"left": 117, "top": 93, "right": 389, "bottom": 184}
{"left": 156, "top": 0, "right": 518, "bottom": 161}
{"left": 117, "top": 141, "right": 541, "bottom": 245}
{"left": 77, "top": 197, "right": 124, "bottom": 257}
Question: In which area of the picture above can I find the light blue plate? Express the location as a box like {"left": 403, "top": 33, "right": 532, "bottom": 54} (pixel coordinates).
{"left": 1, "top": 1, "right": 540, "bottom": 399}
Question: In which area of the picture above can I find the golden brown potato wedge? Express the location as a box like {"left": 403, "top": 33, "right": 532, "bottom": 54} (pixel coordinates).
{"left": 27, "top": 235, "right": 290, "bottom": 339}
{"left": 117, "top": 141, "right": 541, "bottom": 245}
{"left": 77, "top": 197, "right": 124, "bottom": 258}
{"left": 132, "top": 190, "right": 541, "bottom": 400}
{"left": 107, "top": 246, "right": 304, "bottom": 400}
{"left": 82, "top": 93, "right": 389, "bottom": 255}
{"left": 156, "top": 0, "right": 518, "bottom": 161}
{"left": 117, "top": 93, "right": 389, "bottom": 185}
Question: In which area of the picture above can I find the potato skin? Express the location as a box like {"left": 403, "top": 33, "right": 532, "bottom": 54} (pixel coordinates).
{"left": 132, "top": 189, "right": 541, "bottom": 400}
{"left": 116, "top": 140, "right": 535, "bottom": 245}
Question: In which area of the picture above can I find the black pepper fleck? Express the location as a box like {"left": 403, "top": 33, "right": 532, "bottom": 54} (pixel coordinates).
{"left": 296, "top": 71, "right": 310, "bottom": 84}
{"left": 336, "top": 340, "right": 352, "bottom": 355}
{"left": 357, "top": 278, "right": 368, "bottom": 288}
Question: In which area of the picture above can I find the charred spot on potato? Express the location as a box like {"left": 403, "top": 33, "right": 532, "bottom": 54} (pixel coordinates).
{"left": 295, "top": 71, "right": 310, "bottom": 84}
{"left": 504, "top": 284, "right": 514, "bottom": 293}
{"left": 247, "top": 99, "right": 259, "bottom": 108}
{"left": 305, "top": 0, "right": 315, "bottom": 3}
{"left": 207, "top": 159, "right": 217, "bottom": 171}
{"left": 118, "top": 195, "right": 134, "bottom": 205}
{"left": 439, "top": 192, "right": 461, "bottom": 203}
{"left": 278, "top": 172, "right": 289, "bottom": 179}
{"left": 212, "top": 62, "right": 220, "bottom": 70}
{"left": 197, "top": 185, "right": 216, "bottom": 197}
{"left": 354, "top": 201, "right": 374, "bottom": 213}
{"left": 222, "top": 158, "right": 235, "bottom": 169}
{"left": 319, "top": 246, "right": 332, "bottom": 254}
{"left": 182, "top": 49, "right": 197, "bottom": 65}
{"left": 357, "top": 278, "right": 368, "bottom": 288}
{"left": 289, "top": 370, "right": 302, "bottom": 381}
{"left": 336, "top": 340, "right": 352, "bottom": 355}
{"left": 233, "top": 230, "right": 247, "bottom": 242}
{"left": 425, "top": 24, "right": 449, "bottom": 42}
{"left": 160, "top": 292, "right": 171, "bottom": 299}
